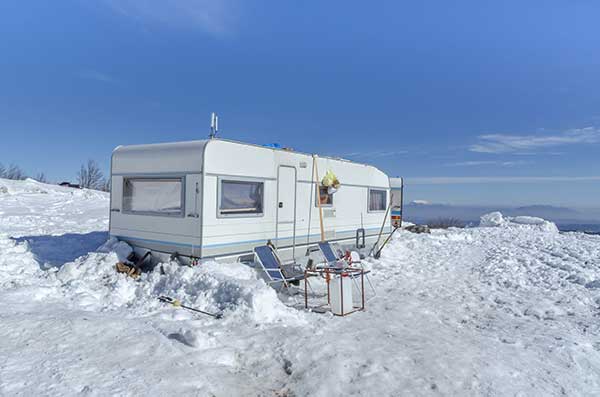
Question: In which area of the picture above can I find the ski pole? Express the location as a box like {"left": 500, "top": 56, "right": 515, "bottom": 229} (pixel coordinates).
{"left": 369, "top": 197, "right": 394, "bottom": 257}
{"left": 158, "top": 296, "right": 223, "bottom": 319}
{"left": 374, "top": 226, "right": 399, "bottom": 259}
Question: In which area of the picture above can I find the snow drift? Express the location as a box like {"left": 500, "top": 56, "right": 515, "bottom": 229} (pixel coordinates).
{"left": 57, "top": 251, "right": 305, "bottom": 325}
{"left": 480, "top": 211, "right": 560, "bottom": 232}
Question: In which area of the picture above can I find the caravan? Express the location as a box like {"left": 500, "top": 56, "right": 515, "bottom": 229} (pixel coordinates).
{"left": 109, "top": 138, "right": 402, "bottom": 263}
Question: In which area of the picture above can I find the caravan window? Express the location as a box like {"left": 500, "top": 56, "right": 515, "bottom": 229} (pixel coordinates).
{"left": 368, "top": 189, "right": 387, "bottom": 212}
{"left": 123, "top": 177, "right": 184, "bottom": 216}
{"left": 219, "top": 180, "right": 264, "bottom": 216}
{"left": 316, "top": 186, "right": 333, "bottom": 207}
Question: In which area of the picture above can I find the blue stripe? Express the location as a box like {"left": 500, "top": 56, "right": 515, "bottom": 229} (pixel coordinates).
{"left": 111, "top": 226, "right": 385, "bottom": 250}
{"left": 111, "top": 235, "right": 197, "bottom": 248}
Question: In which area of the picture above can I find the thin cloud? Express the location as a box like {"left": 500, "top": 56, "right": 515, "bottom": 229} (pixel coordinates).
{"left": 341, "top": 150, "right": 409, "bottom": 159}
{"left": 407, "top": 176, "right": 600, "bottom": 185}
{"left": 445, "top": 160, "right": 531, "bottom": 167}
{"left": 103, "top": 0, "right": 239, "bottom": 36}
{"left": 79, "top": 70, "right": 117, "bottom": 84}
{"left": 469, "top": 127, "right": 600, "bottom": 154}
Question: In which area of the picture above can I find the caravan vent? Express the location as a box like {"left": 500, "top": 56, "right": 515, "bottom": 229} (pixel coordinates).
{"left": 299, "top": 161, "right": 307, "bottom": 168}
{"left": 323, "top": 209, "right": 336, "bottom": 218}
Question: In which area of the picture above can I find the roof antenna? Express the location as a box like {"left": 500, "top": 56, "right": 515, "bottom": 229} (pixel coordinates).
{"left": 209, "top": 112, "right": 219, "bottom": 139}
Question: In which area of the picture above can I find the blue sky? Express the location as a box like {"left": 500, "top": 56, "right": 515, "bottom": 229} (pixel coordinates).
{"left": 1, "top": 0, "right": 600, "bottom": 207}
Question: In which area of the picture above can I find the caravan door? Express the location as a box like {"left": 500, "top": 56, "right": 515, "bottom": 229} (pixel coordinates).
{"left": 276, "top": 166, "right": 297, "bottom": 256}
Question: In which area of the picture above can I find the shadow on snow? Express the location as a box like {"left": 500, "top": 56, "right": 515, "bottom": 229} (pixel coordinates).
{"left": 12, "top": 231, "right": 108, "bottom": 269}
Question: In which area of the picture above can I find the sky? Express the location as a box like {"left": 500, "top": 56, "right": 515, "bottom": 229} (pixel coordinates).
{"left": 1, "top": 0, "right": 600, "bottom": 208}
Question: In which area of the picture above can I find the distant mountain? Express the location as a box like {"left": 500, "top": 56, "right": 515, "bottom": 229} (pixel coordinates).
{"left": 403, "top": 202, "right": 600, "bottom": 226}
{"left": 508, "top": 205, "right": 581, "bottom": 220}
{"left": 403, "top": 203, "right": 491, "bottom": 225}
{"left": 409, "top": 200, "right": 431, "bottom": 205}
{"left": 514, "top": 205, "right": 579, "bottom": 213}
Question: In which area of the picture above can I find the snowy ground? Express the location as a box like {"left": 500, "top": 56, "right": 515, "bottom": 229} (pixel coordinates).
{"left": 1, "top": 178, "right": 600, "bottom": 396}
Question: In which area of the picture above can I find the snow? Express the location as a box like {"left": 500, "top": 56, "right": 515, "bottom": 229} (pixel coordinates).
{"left": 479, "top": 211, "right": 507, "bottom": 227}
{"left": 480, "top": 211, "right": 560, "bottom": 233}
{"left": 1, "top": 178, "right": 600, "bottom": 395}
{"left": 97, "top": 237, "right": 133, "bottom": 263}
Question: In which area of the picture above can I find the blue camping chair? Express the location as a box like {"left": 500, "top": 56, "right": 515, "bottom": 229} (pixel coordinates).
{"left": 317, "top": 241, "right": 346, "bottom": 269}
{"left": 317, "top": 241, "right": 377, "bottom": 299}
{"left": 254, "top": 245, "right": 307, "bottom": 293}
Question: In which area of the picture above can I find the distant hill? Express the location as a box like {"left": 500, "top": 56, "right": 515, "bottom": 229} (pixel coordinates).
{"left": 409, "top": 200, "right": 431, "bottom": 205}
{"left": 508, "top": 205, "right": 581, "bottom": 220}
{"left": 403, "top": 202, "right": 600, "bottom": 226}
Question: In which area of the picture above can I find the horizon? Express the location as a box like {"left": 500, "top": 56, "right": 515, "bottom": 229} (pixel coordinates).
{"left": 405, "top": 199, "right": 600, "bottom": 210}
{"left": 403, "top": 177, "right": 600, "bottom": 210}
{"left": 1, "top": 1, "right": 600, "bottom": 208}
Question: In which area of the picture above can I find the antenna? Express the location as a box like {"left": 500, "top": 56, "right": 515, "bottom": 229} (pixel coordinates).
{"left": 209, "top": 112, "right": 219, "bottom": 139}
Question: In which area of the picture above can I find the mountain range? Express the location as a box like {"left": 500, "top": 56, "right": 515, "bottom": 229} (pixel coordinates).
{"left": 404, "top": 201, "right": 600, "bottom": 226}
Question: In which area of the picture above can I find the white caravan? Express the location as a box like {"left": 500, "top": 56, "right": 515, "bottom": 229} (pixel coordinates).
{"left": 109, "top": 138, "right": 402, "bottom": 263}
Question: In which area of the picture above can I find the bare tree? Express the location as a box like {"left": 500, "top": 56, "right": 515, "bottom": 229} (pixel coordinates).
{"left": 35, "top": 172, "right": 48, "bottom": 183}
{"left": 5, "top": 164, "right": 27, "bottom": 180}
{"left": 101, "top": 178, "right": 111, "bottom": 192}
{"left": 0, "top": 163, "right": 5, "bottom": 178}
{"left": 78, "top": 160, "right": 105, "bottom": 190}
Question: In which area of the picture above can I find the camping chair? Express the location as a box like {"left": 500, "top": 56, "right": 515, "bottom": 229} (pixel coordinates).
{"left": 317, "top": 241, "right": 377, "bottom": 300}
{"left": 316, "top": 241, "right": 346, "bottom": 269}
{"left": 253, "top": 245, "right": 309, "bottom": 296}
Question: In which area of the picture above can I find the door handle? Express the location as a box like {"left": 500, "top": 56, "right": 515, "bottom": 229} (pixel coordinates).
{"left": 111, "top": 208, "right": 120, "bottom": 212}
{"left": 278, "top": 202, "right": 283, "bottom": 208}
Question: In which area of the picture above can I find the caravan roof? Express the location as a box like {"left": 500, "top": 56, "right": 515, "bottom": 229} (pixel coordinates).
{"left": 112, "top": 140, "right": 209, "bottom": 174}
{"left": 112, "top": 138, "right": 388, "bottom": 176}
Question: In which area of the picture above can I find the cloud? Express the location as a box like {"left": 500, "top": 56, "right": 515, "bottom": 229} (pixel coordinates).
{"left": 79, "top": 70, "right": 117, "bottom": 83}
{"left": 445, "top": 160, "right": 531, "bottom": 167}
{"left": 469, "top": 127, "right": 600, "bottom": 153}
{"left": 340, "top": 150, "right": 409, "bottom": 159}
{"left": 103, "top": 0, "right": 238, "bottom": 36}
{"left": 406, "top": 176, "right": 600, "bottom": 185}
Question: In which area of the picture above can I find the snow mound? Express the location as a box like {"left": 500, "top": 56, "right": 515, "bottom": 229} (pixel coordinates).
{"left": 0, "top": 178, "right": 107, "bottom": 200}
{"left": 56, "top": 248, "right": 304, "bottom": 325}
{"left": 479, "top": 211, "right": 507, "bottom": 227}
{"left": 0, "top": 234, "right": 45, "bottom": 288}
{"left": 480, "top": 211, "right": 558, "bottom": 233}
{"left": 97, "top": 237, "right": 133, "bottom": 262}
{"left": 144, "top": 261, "right": 305, "bottom": 325}
{"left": 0, "top": 178, "right": 50, "bottom": 195}
{"left": 0, "top": 178, "right": 108, "bottom": 237}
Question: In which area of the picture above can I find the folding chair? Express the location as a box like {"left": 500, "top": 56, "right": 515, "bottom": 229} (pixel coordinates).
{"left": 317, "top": 241, "right": 377, "bottom": 300}
{"left": 316, "top": 241, "right": 346, "bottom": 269}
{"left": 253, "top": 245, "right": 308, "bottom": 295}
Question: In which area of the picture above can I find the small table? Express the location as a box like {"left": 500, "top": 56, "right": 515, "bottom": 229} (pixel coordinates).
{"left": 304, "top": 266, "right": 365, "bottom": 316}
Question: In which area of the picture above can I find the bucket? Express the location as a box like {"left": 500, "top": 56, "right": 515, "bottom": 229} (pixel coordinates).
{"left": 330, "top": 273, "right": 353, "bottom": 315}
